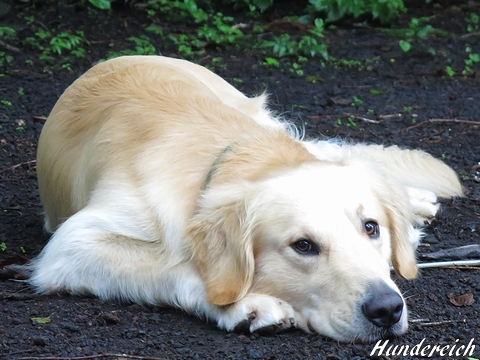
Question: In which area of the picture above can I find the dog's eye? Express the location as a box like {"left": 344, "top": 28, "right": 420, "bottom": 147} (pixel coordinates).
{"left": 364, "top": 221, "right": 380, "bottom": 238}
{"left": 292, "top": 239, "right": 319, "bottom": 255}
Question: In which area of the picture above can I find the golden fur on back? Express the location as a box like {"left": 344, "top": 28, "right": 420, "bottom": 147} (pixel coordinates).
{"left": 32, "top": 55, "right": 462, "bottom": 342}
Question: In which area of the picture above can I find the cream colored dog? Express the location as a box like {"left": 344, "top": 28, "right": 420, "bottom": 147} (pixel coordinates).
{"left": 31, "top": 56, "right": 463, "bottom": 342}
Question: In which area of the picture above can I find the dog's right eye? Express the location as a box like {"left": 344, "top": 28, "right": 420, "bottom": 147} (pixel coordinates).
{"left": 292, "top": 239, "right": 319, "bottom": 255}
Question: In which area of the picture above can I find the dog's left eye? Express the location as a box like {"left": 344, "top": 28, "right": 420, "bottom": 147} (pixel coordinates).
{"left": 364, "top": 221, "right": 380, "bottom": 238}
{"left": 292, "top": 239, "right": 319, "bottom": 255}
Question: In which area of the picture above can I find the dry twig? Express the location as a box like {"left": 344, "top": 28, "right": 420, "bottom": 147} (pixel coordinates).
{"left": 0, "top": 160, "right": 36, "bottom": 174}
{"left": 19, "top": 354, "right": 167, "bottom": 360}
{"left": 405, "top": 118, "right": 480, "bottom": 131}
{"left": 0, "top": 39, "right": 20, "bottom": 53}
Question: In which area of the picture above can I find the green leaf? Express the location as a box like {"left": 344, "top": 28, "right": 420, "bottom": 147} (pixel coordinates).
{"left": 88, "top": 0, "right": 111, "bottom": 10}
{"left": 399, "top": 40, "right": 411, "bottom": 52}
{"left": 369, "top": 89, "right": 389, "bottom": 95}
{"left": 31, "top": 316, "right": 51, "bottom": 324}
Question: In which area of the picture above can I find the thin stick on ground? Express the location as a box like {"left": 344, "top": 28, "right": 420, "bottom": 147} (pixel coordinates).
{"left": 18, "top": 353, "right": 167, "bottom": 360}
{"left": 0, "top": 39, "right": 20, "bottom": 53}
{"left": 417, "top": 259, "right": 480, "bottom": 269}
{"left": 0, "top": 160, "right": 36, "bottom": 174}
{"left": 405, "top": 118, "right": 480, "bottom": 131}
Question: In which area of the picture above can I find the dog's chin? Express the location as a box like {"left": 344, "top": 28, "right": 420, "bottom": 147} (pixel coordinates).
{"left": 297, "top": 315, "right": 408, "bottom": 343}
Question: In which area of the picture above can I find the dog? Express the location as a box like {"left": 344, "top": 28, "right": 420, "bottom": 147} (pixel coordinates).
{"left": 30, "top": 55, "right": 463, "bottom": 342}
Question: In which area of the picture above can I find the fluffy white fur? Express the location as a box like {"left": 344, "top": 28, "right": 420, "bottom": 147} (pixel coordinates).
{"left": 30, "top": 55, "right": 463, "bottom": 342}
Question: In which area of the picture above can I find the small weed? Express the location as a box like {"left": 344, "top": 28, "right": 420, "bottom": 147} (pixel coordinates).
{"left": 1, "top": 99, "right": 12, "bottom": 107}
{"left": 367, "top": 109, "right": 375, "bottom": 115}
{"left": 262, "top": 57, "right": 279, "bottom": 67}
{"left": 346, "top": 117, "right": 357, "bottom": 127}
{"left": 403, "top": 106, "right": 413, "bottom": 113}
{"left": 351, "top": 96, "right": 363, "bottom": 107}
{"left": 16, "top": 126, "right": 25, "bottom": 131}
{"left": 290, "top": 62, "right": 304, "bottom": 76}
{"left": 336, "top": 117, "right": 357, "bottom": 127}
{"left": 24, "top": 29, "right": 88, "bottom": 65}
{"left": 20, "top": 246, "right": 26, "bottom": 254}
{"left": 257, "top": 18, "right": 328, "bottom": 60}
{"left": 466, "top": 13, "right": 480, "bottom": 33}
{"left": 369, "top": 88, "right": 389, "bottom": 95}
{"left": 0, "top": 242, "right": 6, "bottom": 251}
{"left": 305, "top": 75, "right": 324, "bottom": 83}
{"left": 145, "top": 24, "right": 164, "bottom": 38}
{"left": 233, "top": 78, "right": 243, "bottom": 84}
{"left": 107, "top": 35, "right": 157, "bottom": 59}
{"left": 381, "top": 17, "right": 450, "bottom": 53}
{"left": 462, "top": 46, "right": 480, "bottom": 76}
{"left": 444, "top": 65, "right": 455, "bottom": 77}
{"left": 399, "top": 39, "right": 411, "bottom": 52}
{"left": 0, "top": 26, "right": 16, "bottom": 39}
{"left": 17, "top": 87, "right": 24, "bottom": 97}
{"left": 24, "top": 15, "right": 35, "bottom": 25}
{"left": 0, "top": 51, "right": 13, "bottom": 66}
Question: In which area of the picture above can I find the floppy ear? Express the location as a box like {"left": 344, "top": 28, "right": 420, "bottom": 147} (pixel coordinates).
{"left": 376, "top": 176, "right": 418, "bottom": 279}
{"left": 346, "top": 144, "right": 463, "bottom": 198}
{"left": 187, "top": 186, "right": 255, "bottom": 306}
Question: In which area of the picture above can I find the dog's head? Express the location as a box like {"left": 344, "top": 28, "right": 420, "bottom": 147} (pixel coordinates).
{"left": 188, "top": 160, "right": 417, "bottom": 342}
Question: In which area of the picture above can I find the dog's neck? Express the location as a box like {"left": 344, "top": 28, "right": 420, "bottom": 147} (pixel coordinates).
{"left": 201, "top": 132, "right": 317, "bottom": 190}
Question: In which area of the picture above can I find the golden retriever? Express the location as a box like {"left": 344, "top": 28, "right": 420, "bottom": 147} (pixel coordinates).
{"left": 30, "top": 55, "right": 463, "bottom": 342}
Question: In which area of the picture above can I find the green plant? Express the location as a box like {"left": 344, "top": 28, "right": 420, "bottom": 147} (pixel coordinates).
{"left": 463, "top": 46, "right": 480, "bottom": 76}
{"left": 0, "top": 27, "right": 16, "bottom": 66}
{"left": 17, "top": 87, "right": 24, "bottom": 97}
{"left": 351, "top": 96, "right": 363, "bottom": 107}
{"left": 89, "top": 0, "right": 111, "bottom": 10}
{"left": 0, "top": 26, "right": 16, "bottom": 39}
{"left": 308, "top": 0, "right": 406, "bottom": 24}
{"left": 261, "top": 57, "right": 279, "bottom": 67}
{"left": 346, "top": 117, "right": 357, "bottom": 127}
{"left": 1, "top": 99, "right": 12, "bottom": 107}
{"left": 198, "top": 13, "right": 243, "bottom": 46}
{"left": 0, "top": 51, "right": 13, "bottom": 66}
{"left": 445, "top": 65, "right": 455, "bottom": 77}
{"left": 24, "top": 29, "right": 88, "bottom": 64}
{"left": 290, "top": 62, "right": 304, "bottom": 75}
{"left": 223, "top": 0, "right": 273, "bottom": 13}
{"left": 381, "top": 17, "right": 450, "bottom": 52}
{"left": 0, "top": 242, "right": 6, "bottom": 251}
{"left": 466, "top": 13, "right": 479, "bottom": 33}
{"left": 399, "top": 39, "right": 411, "bottom": 52}
{"left": 148, "top": 0, "right": 208, "bottom": 24}
{"left": 50, "top": 31, "right": 86, "bottom": 56}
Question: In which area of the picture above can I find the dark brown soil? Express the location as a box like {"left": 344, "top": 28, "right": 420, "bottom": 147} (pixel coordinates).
{"left": 1, "top": 1, "right": 479, "bottom": 359}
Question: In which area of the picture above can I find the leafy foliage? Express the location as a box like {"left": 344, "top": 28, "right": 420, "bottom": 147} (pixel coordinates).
{"left": 308, "top": 0, "right": 406, "bottom": 24}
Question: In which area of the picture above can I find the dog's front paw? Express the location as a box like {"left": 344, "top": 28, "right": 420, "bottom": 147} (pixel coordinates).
{"left": 217, "top": 294, "right": 296, "bottom": 334}
{"left": 407, "top": 187, "right": 440, "bottom": 225}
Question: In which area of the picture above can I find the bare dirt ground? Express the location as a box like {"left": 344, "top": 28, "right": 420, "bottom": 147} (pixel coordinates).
{"left": 1, "top": 1, "right": 479, "bottom": 359}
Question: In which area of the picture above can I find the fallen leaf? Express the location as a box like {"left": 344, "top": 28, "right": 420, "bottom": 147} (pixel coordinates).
{"left": 448, "top": 293, "right": 475, "bottom": 307}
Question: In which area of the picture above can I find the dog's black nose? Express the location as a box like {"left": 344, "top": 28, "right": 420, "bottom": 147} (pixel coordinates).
{"left": 362, "top": 287, "right": 404, "bottom": 328}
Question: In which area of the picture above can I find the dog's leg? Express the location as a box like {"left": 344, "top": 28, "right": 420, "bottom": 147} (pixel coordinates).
{"left": 30, "top": 208, "right": 297, "bottom": 333}
{"left": 213, "top": 293, "right": 297, "bottom": 333}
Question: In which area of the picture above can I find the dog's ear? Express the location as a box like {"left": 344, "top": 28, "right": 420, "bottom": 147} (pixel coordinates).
{"left": 187, "top": 185, "right": 255, "bottom": 306}
{"left": 346, "top": 144, "right": 463, "bottom": 199}
{"left": 376, "top": 177, "right": 418, "bottom": 279}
